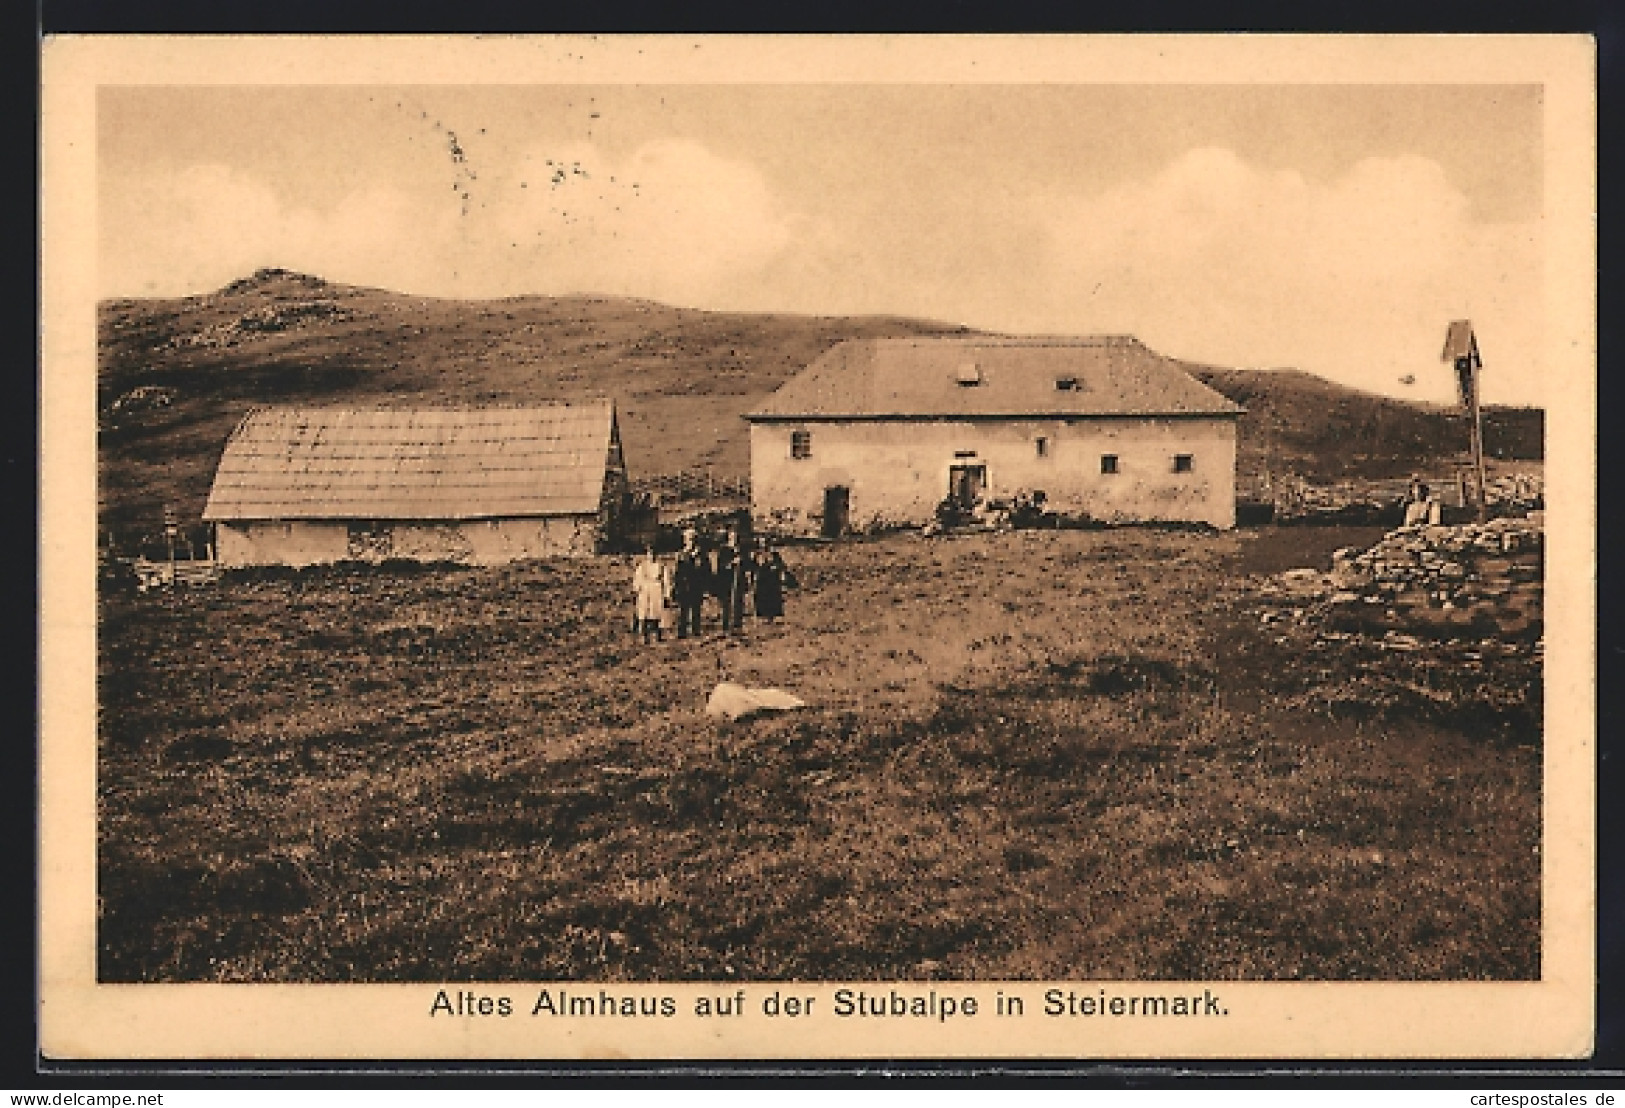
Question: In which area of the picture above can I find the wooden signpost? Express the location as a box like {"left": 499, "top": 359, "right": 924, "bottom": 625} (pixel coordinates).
{"left": 162, "top": 503, "right": 179, "bottom": 587}
{"left": 1442, "top": 320, "right": 1488, "bottom": 522}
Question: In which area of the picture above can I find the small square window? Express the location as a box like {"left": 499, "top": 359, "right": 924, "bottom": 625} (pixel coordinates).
{"left": 1055, "top": 377, "right": 1078, "bottom": 391}
{"left": 790, "top": 430, "right": 812, "bottom": 460}
{"left": 956, "top": 363, "right": 982, "bottom": 386}
{"left": 1035, "top": 436, "right": 1050, "bottom": 458}
{"left": 1173, "top": 454, "right": 1194, "bottom": 473}
{"left": 1100, "top": 454, "right": 1119, "bottom": 475}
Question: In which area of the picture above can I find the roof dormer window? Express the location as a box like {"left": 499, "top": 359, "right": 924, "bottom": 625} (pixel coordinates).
{"left": 955, "top": 363, "right": 982, "bottom": 387}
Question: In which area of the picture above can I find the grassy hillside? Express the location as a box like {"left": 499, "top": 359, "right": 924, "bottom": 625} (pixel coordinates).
{"left": 98, "top": 268, "right": 1542, "bottom": 540}
{"left": 99, "top": 525, "right": 1538, "bottom": 982}
{"left": 98, "top": 268, "right": 968, "bottom": 536}
{"left": 1190, "top": 367, "right": 1543, "bottom": 487}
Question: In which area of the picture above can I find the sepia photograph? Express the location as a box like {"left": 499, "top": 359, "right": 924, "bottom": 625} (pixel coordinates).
{"left": 40, "top": 35, "right": 1595, "bottom": 1059}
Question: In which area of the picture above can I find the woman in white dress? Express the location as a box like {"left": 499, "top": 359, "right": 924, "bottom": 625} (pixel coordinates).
{"left": 632, "top": 546, "right": 671, "bottom": 644}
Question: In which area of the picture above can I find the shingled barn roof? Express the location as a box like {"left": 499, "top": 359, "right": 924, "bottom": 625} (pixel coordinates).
{"left": 746, "top": 337, "right": 1242, "bottom": 420}
{"left": 202, "top": 402, "right": 617, "bottom": 522}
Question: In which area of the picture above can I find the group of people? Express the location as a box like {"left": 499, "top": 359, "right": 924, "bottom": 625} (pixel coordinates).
{"left": 631, "top": 528, "right": 798, "bottom": 644}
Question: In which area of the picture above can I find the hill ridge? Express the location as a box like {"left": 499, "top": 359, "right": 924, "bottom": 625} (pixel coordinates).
{"left": 97, "top": 271, "right": 1542, "bottom": 536}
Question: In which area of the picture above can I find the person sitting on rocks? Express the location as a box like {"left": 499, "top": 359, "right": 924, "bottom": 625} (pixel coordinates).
{"left": 1403, "top": 479, "right": 1432, "bottom": 527}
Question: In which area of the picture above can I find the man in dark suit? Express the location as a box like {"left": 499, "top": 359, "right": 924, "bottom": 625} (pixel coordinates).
{"left": 673, "top": 528, "right": 708, "bottom": 639}
{"left": 715, "top": 529, "right": 751, "bottom": 633}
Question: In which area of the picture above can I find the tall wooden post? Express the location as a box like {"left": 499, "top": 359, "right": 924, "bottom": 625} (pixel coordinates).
{"left": 163, "top": 504, "right": 178, "bottom": 588}
{"left": 1443, "top": 320, "right": 1488, "bottom": 522}
{"left": 1467, "top": 369, "right": 1488, "bottom": 522}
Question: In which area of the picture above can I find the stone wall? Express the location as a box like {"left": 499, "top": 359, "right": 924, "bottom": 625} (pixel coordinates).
{"left": 1262, "top": 470, "right": 1544, "bottom": 524}
{"left": 215, "top": 515, "right": 598, "bottom": 567}
{"left": 1256, "top": 513, "right": 1544, "bottom": 652}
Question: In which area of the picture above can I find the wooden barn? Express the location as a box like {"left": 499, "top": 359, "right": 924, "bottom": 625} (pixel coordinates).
{"left": 745, "top": 336, "right": 1243, "bottom": 534}
{"left": 202, "top": 401, "right": 629, "bottom": 566}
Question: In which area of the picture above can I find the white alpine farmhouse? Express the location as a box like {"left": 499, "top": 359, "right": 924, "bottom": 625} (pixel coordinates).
{"left": 745, "top": 336, "right": 1243, "bottom": 535}
{"left": 202, "top": 401, "right": 628, "bottom": 566}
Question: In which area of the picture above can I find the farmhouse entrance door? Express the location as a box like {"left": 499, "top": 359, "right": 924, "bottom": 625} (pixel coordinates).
{"left": 822, "top": 486, "right": 850, "bottom": 538}
{"left": 948, "top": 464, "right": 987, "bottom": 510}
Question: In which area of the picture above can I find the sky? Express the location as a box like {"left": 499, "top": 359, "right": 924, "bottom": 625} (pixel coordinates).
{"left": 98, "top": 84, "right": 1545, "bottom": 405}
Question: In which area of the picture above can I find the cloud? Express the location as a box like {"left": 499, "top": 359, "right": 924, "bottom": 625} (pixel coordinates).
{"left": 99, "top": 163, "right": 450, "bottom": 298}
{"left": 482, "top": 138, "right": 797, "bottom": 303}
{"left": 100, "top": 138, "right": 798, "bottom": 311}
{"left": 99, "top": 141, "right": 1542, "bottom": 405}
{"left": 754, "top": 145, "right": 1542, "bottom": 405}
{"left": 1031, "top": 148, "right": 1543, "bottom": 405}
{"left": 687, "top": 144, "right": 1541, "bottom": 404}
{"left": 101, "top": 164, "right": 289, "bottom": 296}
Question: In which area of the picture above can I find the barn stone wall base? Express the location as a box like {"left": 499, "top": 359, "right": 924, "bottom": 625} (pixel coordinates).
{"left": 215, "top": 516, "right": 598, "bottom": 567}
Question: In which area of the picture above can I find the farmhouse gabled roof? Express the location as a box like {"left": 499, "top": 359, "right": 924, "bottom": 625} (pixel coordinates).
{"left": 746, "top": 336, "right": 1243, "bottom": 420}
{"left": 202, "top": 401, "right": 617, "bottom": 522}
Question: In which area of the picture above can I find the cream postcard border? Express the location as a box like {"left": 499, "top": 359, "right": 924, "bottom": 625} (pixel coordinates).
{"left": 40, "top": 34, "right": 1597, "bottom": 1060}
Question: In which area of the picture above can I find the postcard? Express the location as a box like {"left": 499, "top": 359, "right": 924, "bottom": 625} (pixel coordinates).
{"left": 40, "top": 34, "right": 1596, "bottom": 1060}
